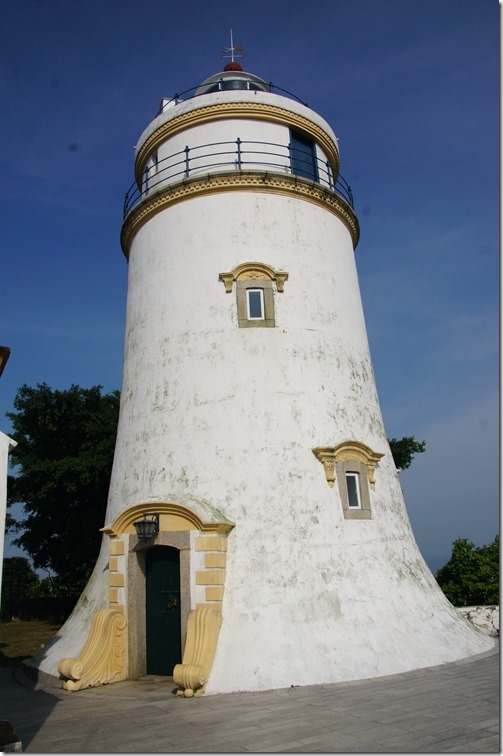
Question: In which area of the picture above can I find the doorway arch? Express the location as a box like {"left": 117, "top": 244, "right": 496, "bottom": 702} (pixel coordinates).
{"left": 101, "top": 498, "right": 234, "bottom": 691}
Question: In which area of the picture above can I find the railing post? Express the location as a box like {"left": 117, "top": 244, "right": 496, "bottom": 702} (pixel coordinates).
{"left": 326, "top": 160, "right": 333, "bottom": 191}
{"left": 184, "top": 146, "right": 190, "bottom": 178}
{"left": 236, "top": 138, "right": 242, "bottom": 170}
{"left": 347, "top": 183, "right": 353, "bottom": 207}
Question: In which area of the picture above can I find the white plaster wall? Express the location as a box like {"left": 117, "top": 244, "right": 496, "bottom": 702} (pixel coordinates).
{"left": 109, "top": 192, "right": 376, "bottom": 519}
{"left": 112, "top": 190, "right": 492, "bottom": 691}
{"left": 151, "top": 120, "right": 291, "bottom": 188}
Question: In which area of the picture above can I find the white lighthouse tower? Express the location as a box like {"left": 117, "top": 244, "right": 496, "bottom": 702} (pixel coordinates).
{"left": 32, "top": 53, "right": 494, "bottom": 694}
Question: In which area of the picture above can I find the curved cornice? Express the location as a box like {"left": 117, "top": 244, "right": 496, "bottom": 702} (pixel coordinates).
{"left": 121, "top": 171, "right": 359, "bottom": 256}
{"left": 102, "top": 500, "right": 235, "bottom": 537}
{"left": 333, "top": 440, "right": 384, "bottom": 466}
{"left": 219, "top": 262, "right": 289, "bottom": 293}
{"left": 135, "top": 101, "right": 340, "bottom": 184}
{"left": 312, "top": 441, "right": 384, "bottom": 489}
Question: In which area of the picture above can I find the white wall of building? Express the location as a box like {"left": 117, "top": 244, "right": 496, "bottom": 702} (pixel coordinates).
{"left": 114, "top": 188, "right": 492, "bottom": 691}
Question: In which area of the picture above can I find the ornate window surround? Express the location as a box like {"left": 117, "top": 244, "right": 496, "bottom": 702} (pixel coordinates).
{"left": 219, "top": 262, "right": 289, "bottom": 329}
{"left": 312, "top": 441, "right": 384, "bottom": 520}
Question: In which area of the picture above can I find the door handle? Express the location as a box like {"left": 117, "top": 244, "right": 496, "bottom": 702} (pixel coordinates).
{"left": 161, "top": 590, "right": 179, "bottom": 610}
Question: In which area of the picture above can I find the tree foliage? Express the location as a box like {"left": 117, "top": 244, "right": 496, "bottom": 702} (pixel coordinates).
{"left": 388, "top": 435, "right": 426, "bottom": 470}
{"left": 435, "top": 536, "right": 499, "bottom": 607}
{"left": 7, "top": 383, "right": 120, "bottom": 594}
{"left": 1, "top": 556, "right": 41, "bottom": 601}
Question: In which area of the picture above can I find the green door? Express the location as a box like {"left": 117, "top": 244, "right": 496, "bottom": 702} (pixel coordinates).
{"left": 145, "top": 546, "right": 182, "bottom": 675}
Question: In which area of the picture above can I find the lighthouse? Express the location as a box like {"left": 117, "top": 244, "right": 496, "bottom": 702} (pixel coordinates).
{"left": 32, "top": 53, "right": 494, "bottom": 695}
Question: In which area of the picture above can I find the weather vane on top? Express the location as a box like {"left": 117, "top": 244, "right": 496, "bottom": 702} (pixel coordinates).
{"left": 222, "top": 29, "right": 243, "bottom": 63}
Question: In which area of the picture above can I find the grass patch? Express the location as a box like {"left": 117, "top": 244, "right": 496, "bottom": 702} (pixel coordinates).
{"left": 0, "top": 620, "right": 61, "bottom": 668}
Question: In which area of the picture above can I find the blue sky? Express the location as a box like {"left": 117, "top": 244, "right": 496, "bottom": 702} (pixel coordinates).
{"left": 0, "top": 0, "right": 499, "bottom": 572}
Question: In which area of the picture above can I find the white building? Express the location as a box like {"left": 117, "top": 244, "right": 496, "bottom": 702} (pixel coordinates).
{"left": 30, "top": 63, "right": 494, "bottom": 695}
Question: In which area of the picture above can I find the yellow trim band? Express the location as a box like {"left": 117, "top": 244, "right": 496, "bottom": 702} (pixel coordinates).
{"left": 121, "top": 171, "right": 359, "bottom": 255}
{"left": 135, "top": 100, "right": 340, "bottom": 183}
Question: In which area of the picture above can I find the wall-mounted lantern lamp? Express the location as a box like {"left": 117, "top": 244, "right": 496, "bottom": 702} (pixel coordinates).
{"left": 133, "top": 513, "right": 159, "bottom": 541}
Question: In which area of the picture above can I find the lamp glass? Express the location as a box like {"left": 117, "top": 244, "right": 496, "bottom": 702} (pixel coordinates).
{"left": 134, "top": 514, "right": 159, "bottom": 540}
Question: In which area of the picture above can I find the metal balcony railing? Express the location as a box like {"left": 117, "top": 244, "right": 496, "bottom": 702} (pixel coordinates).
{"left": 158, "top": 80, "right": 308, "bottom": 112}
{"left": 123, "top": 139, "right": 354, "bottom": 218}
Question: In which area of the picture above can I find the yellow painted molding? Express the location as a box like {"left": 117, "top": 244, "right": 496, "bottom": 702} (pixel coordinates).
{"left": 58, "top": 609, "right": 127, "bottom": 692}
{"left": 334, "top": 441, "right": 384, "bottom": 489}
{"left": 109, "top": 556, "right": 119, "bottom": 572}
{"left": 312, "top": 447, "right": 337, "bottom": 487}
{"left": 109, "top": 539, "right": 125, "bottom": 556}
{"left": 109, "top": 573, "right": 126, "bottom": 588}
{"left": 135, "top": 101, "right": 340, "bottom": 184}
{"left": 102, "top": 500, "right": 234, "bottom": 538}
{"left": 196, "top": 570, "right": 225, "bottom": 585}
{"left": 219, "top": 262, "right": 289, "bottom": 293}
{"left": 204, "top": 553, "right": 227, "bottom": 569}
{"left": 313, "top": 440, "right": 384, "bottom": 489}
{"left": 121, "top": 171, "right": 359, "bottom": 255}
{"left": 195, "top": 536, "right": 228, "bottom": 552}
{"left": 205, "top": 586, "right": 224, "bottom": 601}
{"left": 108, "top": 588, "right": 120, "bottom": 604}
{"left": 173, "top": 604, "right": 222, "bottom": 697}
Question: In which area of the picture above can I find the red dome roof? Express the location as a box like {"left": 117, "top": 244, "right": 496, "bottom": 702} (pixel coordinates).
{"left": 223, "top": 61, "right": 243, "bottom": 72}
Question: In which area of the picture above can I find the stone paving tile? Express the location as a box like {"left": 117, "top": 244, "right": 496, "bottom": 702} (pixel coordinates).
{"left": 467, "top": 734, "right": 501, "bottom": 749}
{"left": 246, "top": 718, "right": 317, "bottom": 735}
{"left": 331, "top": 741, "right": 400, "bottom": 752}
{"left": 181, "top": 747, "right": 249, "bottom": 753}
{"left": 464, "top": 717, "right": 500, "bottom": 730}
{"left": 472, "top": 738, "right": 500, "bottom": 752}
{"left": 381, "top": 733, "right": 441, "bottom": 748}
{"left": 235, "top": 729, "right": 305, "bottom": 750}
{"left": 375, "top": 714, "right": 441, "bottom": 732}
{"left": 246, "top": 737, "right": 311, "bottom": 752}
{"left": 297, "top": 731, "right": 360, "bottom": 749}
{"left": 359, "top": 724, "right": 414, "bottom": 740}
{"left": 5, "top": 643, "right": 499, "bottom": 753}
{"left": 432, "top": 730, "right": 499, "bottom": 750}
{"left": 486, "top": 724, "right": 500, "bottom": 733}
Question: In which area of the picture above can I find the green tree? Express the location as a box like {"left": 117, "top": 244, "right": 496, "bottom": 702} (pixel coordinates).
{"left": 7, "top": 383, "right": 120, "bottom": 595}
{"left": 435, "top": 536, "right": 499, "bottom": 606}
{"left": 388, "top": 435, "right": 426, "bottom": 470}
{"left": 1, "top": 556, "right": 41, "bottom": 602}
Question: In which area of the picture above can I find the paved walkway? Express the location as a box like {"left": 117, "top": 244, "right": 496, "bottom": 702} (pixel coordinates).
{"left": 0, "top": 643, "right": 499, "bottom": 753}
